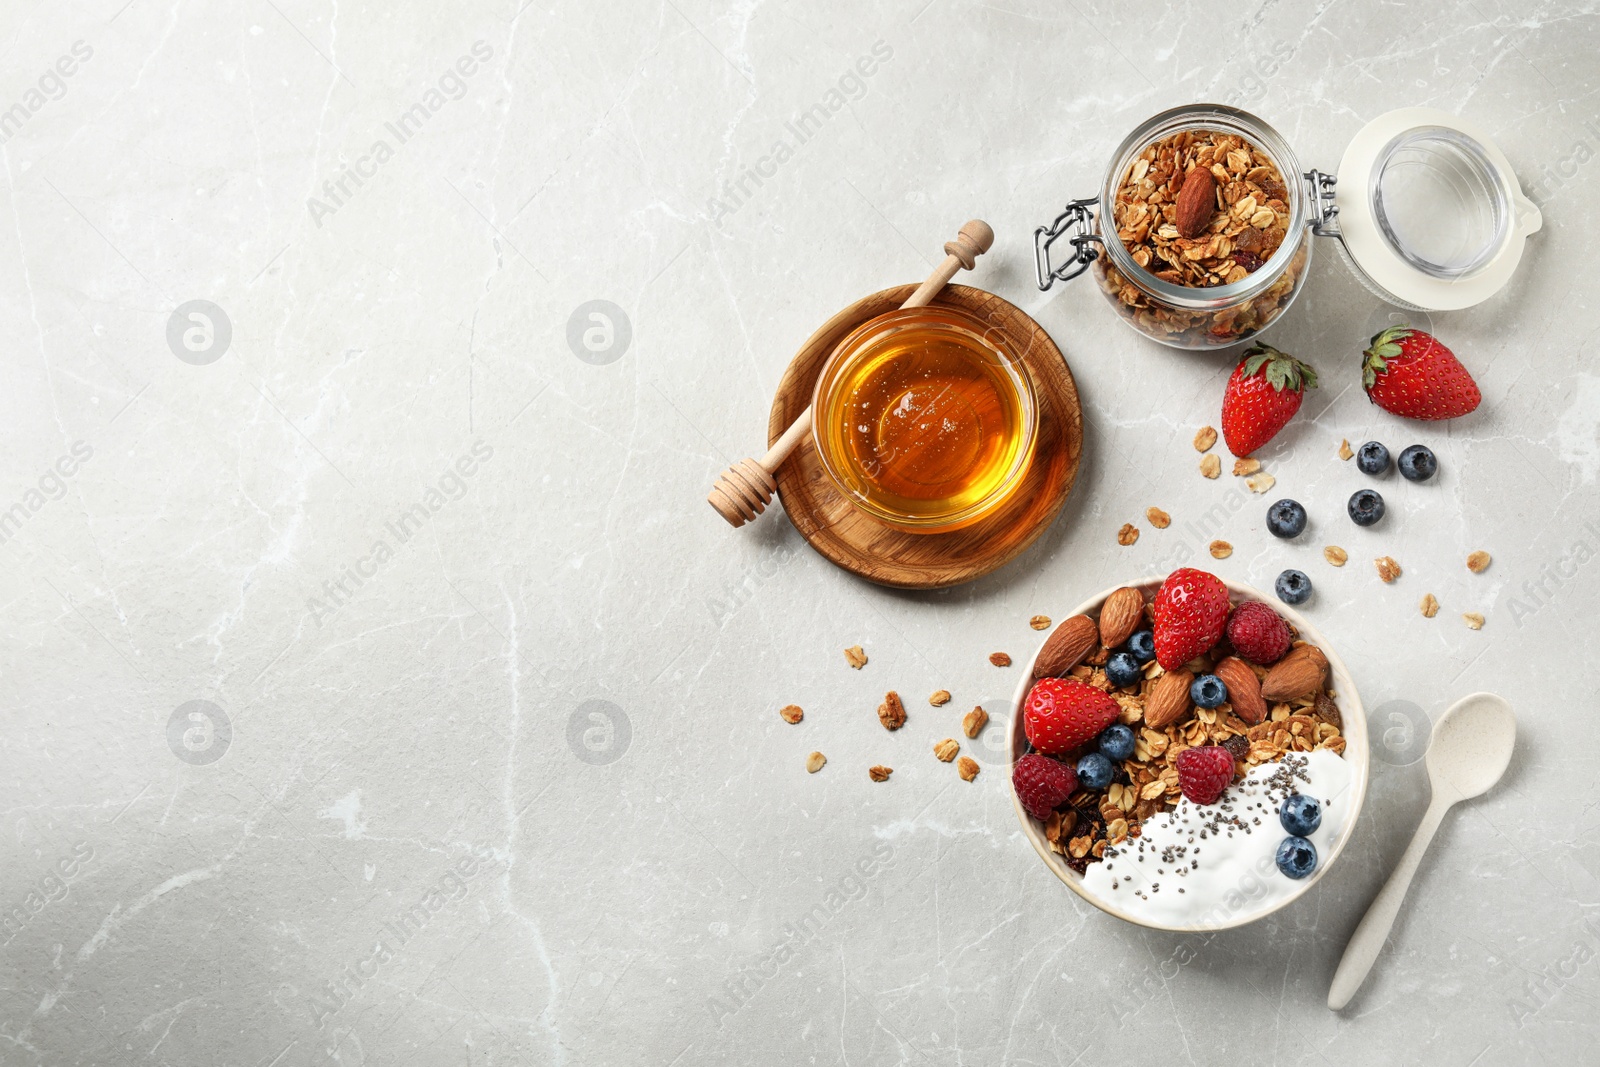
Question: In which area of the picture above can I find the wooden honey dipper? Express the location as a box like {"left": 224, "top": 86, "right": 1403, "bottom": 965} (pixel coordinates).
{"left": 707, "top": 219, "right": 995, "bottom": 527}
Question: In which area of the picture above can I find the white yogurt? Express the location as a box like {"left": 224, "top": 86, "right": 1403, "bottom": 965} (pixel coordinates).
{"left": 1080, "top": 749, "right": 1353, "bottom": 927}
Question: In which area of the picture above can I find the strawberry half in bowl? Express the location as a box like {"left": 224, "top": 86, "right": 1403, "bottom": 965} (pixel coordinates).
{"left": 1007, "top": 570, "right": 1369, "bottom": 932}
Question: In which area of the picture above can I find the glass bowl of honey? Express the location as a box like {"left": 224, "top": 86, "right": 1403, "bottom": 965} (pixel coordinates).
{"left": 811, "top": 304, "right": 1038, "bottom": 533}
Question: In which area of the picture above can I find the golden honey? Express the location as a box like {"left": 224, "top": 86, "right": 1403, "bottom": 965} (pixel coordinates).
{"left": 813, "top": 306, "right": 1036, "bottom": 532}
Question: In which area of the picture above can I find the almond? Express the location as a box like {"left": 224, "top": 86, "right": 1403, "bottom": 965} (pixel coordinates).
{"left": 1174, "top": 167, "right": 1217, "bottom": 239}
{"left": 1260, "top": 645, "right": 1328, "bottom": 702}
{"left": 1098, "top": 587, "right": 1144, "bottom": 649}
{"left": 1144, "top": 669, "right": 1194, "bottom": 729}
{"left": 1033, "top": 614, "right": 1099, "bottom": 679}
{"left": 1215, "top": 656, "right": 1266, "bottom": 725}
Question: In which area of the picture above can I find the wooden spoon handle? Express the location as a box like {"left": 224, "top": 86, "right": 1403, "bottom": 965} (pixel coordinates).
{"left": 1327, "top": 798, "right": 1449, "bottom": 1010}
{"left": 708, "top": 220, "right": 994, "bottom": 528}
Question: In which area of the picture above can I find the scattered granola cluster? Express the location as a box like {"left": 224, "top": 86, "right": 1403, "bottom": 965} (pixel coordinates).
{"left": 786, "top": 642, "right": 1009, "bottom": 783}
{"left": 1096, "top": 129, "right": 1305, "bottom": 345}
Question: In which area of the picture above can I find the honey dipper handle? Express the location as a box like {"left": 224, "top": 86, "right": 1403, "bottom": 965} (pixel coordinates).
{"left": 707, "top": 219, "right": 994, "bottom": 528}
{"left": 903, "top": 220, "right": 995, "bottom": 309}
{"left": 758, "top": 410, "right": 814, "bottom": 471}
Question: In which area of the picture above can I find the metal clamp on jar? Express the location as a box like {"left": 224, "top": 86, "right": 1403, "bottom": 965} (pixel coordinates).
{"left": 1035, "top": 104, "right": 1542, "bottom": 350}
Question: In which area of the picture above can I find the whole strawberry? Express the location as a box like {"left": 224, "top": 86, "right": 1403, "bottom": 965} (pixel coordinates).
{"left": 1363, "top": 326, "right": 1481, "bottom": 420}
{"left": 1151, "top": 568, "right": 1231, "bottom": 671}
{"left": 1012, "top": 753, "right": 1078, "bottom": 820}
{"left": 1225, "top": 601, "right": 1291, "bottom": 665}
{"left": 1023, "top": 678, "right": 1120, "bottom": 756}
{"left": 1175, "top": 745, "right": 1235, "bottom": 805}
{"left": 1221, "top": 343, "right": 1318, "bottom": 457}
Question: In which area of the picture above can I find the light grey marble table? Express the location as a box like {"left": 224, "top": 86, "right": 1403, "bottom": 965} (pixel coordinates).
{"left": 3, "top": 2, "right": 1597, "bottom": 1064}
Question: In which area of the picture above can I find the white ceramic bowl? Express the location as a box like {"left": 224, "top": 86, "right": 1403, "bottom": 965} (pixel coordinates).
{"left": 1008, "top": 576, "right": 1369, "bottom": 931}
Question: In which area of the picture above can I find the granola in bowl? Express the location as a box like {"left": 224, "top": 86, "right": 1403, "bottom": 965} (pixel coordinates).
{"left": 1007, "top": 569, "right": 1368, "bottom": 931}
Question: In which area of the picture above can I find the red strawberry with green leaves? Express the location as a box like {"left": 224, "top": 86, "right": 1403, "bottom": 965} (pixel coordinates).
{"left": 1022, "top": 678, "right": 1120, "bottom": 756}
{"left": 1152, "top": 568, "right": 1230, "bottom": 671}
{"left": 1221, "top": 343, "right": 1319, "bottom": 457}
{"left": 1362, "top": 326, "right": 1481, "bottom": 420}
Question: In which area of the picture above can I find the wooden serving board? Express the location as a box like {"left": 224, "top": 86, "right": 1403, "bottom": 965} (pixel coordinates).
{"left": 767, "top": 284, "right": 1083, "bottom": 589}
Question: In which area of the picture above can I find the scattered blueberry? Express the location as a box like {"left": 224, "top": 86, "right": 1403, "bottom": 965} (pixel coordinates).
{"left": 1356, "top": 440, "right": 1391, "bottom": 475}
{"left": 1126, "top": 630, "right": 1156, "bottom": 664}
{"left": 1347, "top": 488, "right": 1385, "bottom": 527}
{"left": 1398, "top": 444, "right": 1437, "bottom": 482}
{"left": 1275, "top": 569, "right": 1312, "bottom": 605}
{"left": 1190, "top": 674, "right": 1228, "bottom": 708}
{"left": 1076, "top": 752, "right": 1115, "bottom": 790}
{"left": 1266, "top": 498, "right": 1308, "bottom": 539}
{"left": 1098, "top": 724, "right": 1136, "bottom": 762}
{"left": 1275, "top": 835, "right": 1318, "bottom": 879}
{"left": 1105, "top": 650, "right": 1142, "bottom": 688}
{"left": 1280, "top": 794, "right": 1323, "bottom": 837}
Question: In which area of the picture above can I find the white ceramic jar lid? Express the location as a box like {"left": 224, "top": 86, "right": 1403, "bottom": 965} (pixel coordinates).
{"left": 1332, "top": 107, "right": 1541, "bottom": 311}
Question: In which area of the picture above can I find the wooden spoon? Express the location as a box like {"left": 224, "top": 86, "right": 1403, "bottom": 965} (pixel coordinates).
{"left": 707, "top": 219, "right": 995, "bottom": 528}
{"left": 1327, "top": 692, "right": 1516, "bottom": 1010}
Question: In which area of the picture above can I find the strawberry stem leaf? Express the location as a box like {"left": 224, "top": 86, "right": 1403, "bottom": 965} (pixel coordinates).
{"left": 1241, "top": 343, "right": 1318, "bottom": 393}
{"left": 1362, "top": 326, "right": 1413, "bottom": 391}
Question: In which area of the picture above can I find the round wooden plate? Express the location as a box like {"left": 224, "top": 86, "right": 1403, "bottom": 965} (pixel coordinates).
{"left": 767, "top": 283, "right": 1083, "bottom": 589}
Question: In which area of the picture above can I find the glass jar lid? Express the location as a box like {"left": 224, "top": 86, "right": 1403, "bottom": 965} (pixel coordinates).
{"left": 1332, "top": 108, "right": 1541, "bottom": 310}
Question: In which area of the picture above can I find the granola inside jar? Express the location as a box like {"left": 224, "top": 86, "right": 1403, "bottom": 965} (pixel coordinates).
{"left": 1091, "top": 106, "right": 1311, "bottom": 349}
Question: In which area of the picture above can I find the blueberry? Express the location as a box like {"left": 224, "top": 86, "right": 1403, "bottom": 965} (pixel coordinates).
{"left": 1098, "top": 724, "right": 1136, "bottom": 762}
{"left": 1266, "top": 498, "right": 1307, "bottom": 539}
{"left": 1356, "top": 440, "right": 1391, "bottom": 475}
{"left": 1190, "top": 673, "right": 1228, "bottom": 708}
{"left": 1126, "top": 630, "right": 1155, "bottom": 664}
{"left": 1279, "top": 794, "right": 1322, "bottom": 836}
{"left": 1275, "top": 835, "right": 1318, "bottom": 879}
{"left": 1076, "top": 752, "right": 1115, "bottom": 791}
{"left": 1348, "top": 488, "right": 1385, "bottom": 526}
{"left": 1105, "top": 650, "right": 1142, "bottom": 688}
{"left": 1398, "top": 444, "right": 1437, "bottom": 482}
{"left": 1275, "top": 569, "right": 1312, "bottom": 605}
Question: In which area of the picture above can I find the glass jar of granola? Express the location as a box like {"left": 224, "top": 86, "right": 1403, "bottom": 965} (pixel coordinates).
{"left": 1035, "top": 104, "right": 1543, "bottom": 350}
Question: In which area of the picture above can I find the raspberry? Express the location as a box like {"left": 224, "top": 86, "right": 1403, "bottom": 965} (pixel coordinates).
{"left": 1012, "top": 754, "right": 1077, "bottom": 821}
{"left": 1175, "top": 745, "right": 1235, "bottom": 806}
{"left": 1023, "top": 678, "right": 1120, "bottom": 756}
{"left": 1226, "top": 601, "right": 1292, "bottom": 665}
